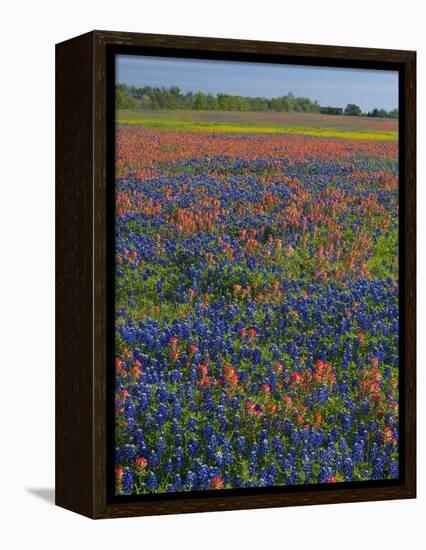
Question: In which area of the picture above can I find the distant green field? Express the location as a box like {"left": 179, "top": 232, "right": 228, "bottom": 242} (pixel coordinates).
{"left": 117, "top": 109, "right": 398, "bottom": 141}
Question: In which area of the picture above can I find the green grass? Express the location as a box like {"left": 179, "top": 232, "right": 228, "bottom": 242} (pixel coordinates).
{"left": 368, "top": 225, "right": 399, "bottom": 278}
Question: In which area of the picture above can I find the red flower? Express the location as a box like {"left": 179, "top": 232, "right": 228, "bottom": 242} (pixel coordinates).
{"left": 131, "top": 360, "right": 142, "bottom": 379}
{"left": 197, "top": 364, "right": 209, "bottom": 379}
{"left": 282, "top": 395, "right": 293, "bottom": 411}
{"left": 135, "top": 457, "right": 148, "bottom": 472}
{"left": 245, "top": 401, "right": 263, "bottom": 416}
{"left": 291, "top": 371, "right": 304, "bottom": 385}
{"left": 115, "top": 357, "right": 127, "bottom": 377}
{"left": 295, "top": 413, "right": 304, "bottom": 425}
{"left": 223, "top": 365, "right": 238, "bottom": 386}
{"left": 115, "top": 467, "right": 124, "bottom": 487}
{"left": 313, "top": 359, "right": 335, "bottom": 388}
{"left": 265, "top": 403, "right": 277, "bottom": 414}
{"left": 208, "top": 475, "right": 224, "bottom": 489}
{"left": 188, "top": 344, "right": 198, "bottom": 354}
{"left": 197, "top": 364, "right": 211, "bottom": 387}
{"left": 119, "top": 389, "right": 130, "bottom": 401}
{"left": 313, "top": 412, "right": 322, "bottom": 427}
{"left": 326, "top": 475, "right": 337, "bottom": 483}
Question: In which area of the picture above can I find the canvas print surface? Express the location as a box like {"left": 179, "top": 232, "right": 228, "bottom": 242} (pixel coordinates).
{"left": 113, "top": 55, "right": 399, "bottom": 495}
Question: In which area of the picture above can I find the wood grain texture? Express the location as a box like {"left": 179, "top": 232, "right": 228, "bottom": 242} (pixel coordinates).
{"left": 402, "top": 51, "right": 416, "bottom": 499}
{"left": 93, "top": 29, "right": 416, "bottom": 62}
{"left": 56, "top": 30, "right": 416, "bottom": 519}
{"left": 55, "top": 32, "right": 94, "bottom": 517}
{"left": 93, "top": 32, "right": 108, "bottom": 517}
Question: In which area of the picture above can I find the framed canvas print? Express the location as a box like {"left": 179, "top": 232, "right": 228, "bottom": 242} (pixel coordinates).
{"left": 56, "top": 30, "right": 416, "bottom": 519}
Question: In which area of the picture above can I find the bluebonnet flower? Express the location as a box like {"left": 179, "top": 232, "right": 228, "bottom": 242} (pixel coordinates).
{"left": 389, "top": 459, "right": 399, "bottom": 479}
{"left": 123, "top": 444, "right": 137, "bottom": 461}
{"left": 260, "top": 438, "right": 269, "bottom": 456}
{"left": 146, "top": 472, "right": 158, "bottom": 491}
{"left": 343, "top": 457, "right": 354, "bottom": 481}
{"left": 122, "top": 468, "right": 133, "bottom": 493}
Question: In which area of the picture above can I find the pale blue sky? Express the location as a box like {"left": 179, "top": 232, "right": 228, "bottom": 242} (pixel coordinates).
{"left": 117, "top": 54, "right": 398, "bottom": 112}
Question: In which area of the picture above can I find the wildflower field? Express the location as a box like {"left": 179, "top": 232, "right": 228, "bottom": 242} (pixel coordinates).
{"left": 114, "top": 111, "right": 399, "bottom": 495}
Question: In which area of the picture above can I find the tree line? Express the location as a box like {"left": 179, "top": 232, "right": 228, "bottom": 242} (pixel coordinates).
{"left": 116, "top": 84, "right": 321, "bottom": 113}
{"left": 117, "top": 83, "right": 398, "bottom": 118}
{"left": 344, "top": 103, "right": 398, "bottom": 118}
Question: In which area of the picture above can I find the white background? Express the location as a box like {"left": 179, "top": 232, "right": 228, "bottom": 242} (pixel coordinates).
{"left": 0, "top": 0, "right": 424, "bottom": 548}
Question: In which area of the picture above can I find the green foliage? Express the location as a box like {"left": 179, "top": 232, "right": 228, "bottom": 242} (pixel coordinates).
{"left": 368, "top": 107, "right": 398, "bottom": 118}
{"left": 320, "top": 106, "right": 343, "bottom": 115}
{"left": 116, "top": 83, "right": 397, "bottom": 119}
{"left": 367, "top": 225, "right": 398, "bottom": 278}
{"left": 344, "top": 104, "right": 362, "bottom": 116}
{"left": 116, "top": 89, "right": 136, "bottom": 109}
{"left": 116, "top": 83, "right": 323, "bottom": 113}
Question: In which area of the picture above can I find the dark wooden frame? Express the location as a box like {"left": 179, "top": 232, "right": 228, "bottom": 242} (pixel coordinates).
{"left": 56, "top": 30, "right": 416, "bottom": 519}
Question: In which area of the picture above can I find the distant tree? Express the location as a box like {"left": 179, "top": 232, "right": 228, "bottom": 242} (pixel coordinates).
{"left": 368, "top": 108, "right": 381, "bottom": 118}
{"left": 270, "top": 97, "right": 288, "bottom": 112}
{"left": 312, "top": 100, "right": 321, "bottom": 113}
{"left": 169, "top": 86, "right": 182, "bottom": 98}
{"left": 193, "top": 91, "right": 207, "bottom": 110}
{"left": 294, "top": 96, "right": 316, "bottom": 112}
{"left": 344, "top": 104, "right": 362, "bottom": 116}
{"left": 320, "top": 106, "right": 343, "bottom": 115}
{"left": 250, "top": 97, "right": 269, "bottom": 111}
{"left": 216, "top": 93, "right": 230, "bottom": 110}
{"left": 116, "top": 90, "right": 136, "bottom": 109}
{"left": 368, "top": 107, "right": 394, "bottom": 118}
{"left": 286, "top": 92, "right": 296, "bottom": 110}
